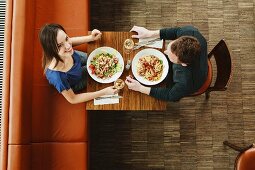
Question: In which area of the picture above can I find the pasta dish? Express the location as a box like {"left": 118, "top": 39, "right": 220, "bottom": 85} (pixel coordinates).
{"left": 89, "top": 52, "right": 122, "bottom": 79}
{"left": 137, "top": 55, "right": 163, "bottom": 81}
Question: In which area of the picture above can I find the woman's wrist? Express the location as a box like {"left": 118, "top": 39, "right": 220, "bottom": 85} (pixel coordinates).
{"left": 88, "top": 35, "right": 94, "bottom": 42}
{"left": 98, "top": 88, "right": 106, "bottom": 96}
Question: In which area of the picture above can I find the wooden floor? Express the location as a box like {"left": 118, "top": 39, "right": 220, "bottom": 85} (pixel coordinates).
{"left": 89, "top": 0, "right": 255, "bottom": 169}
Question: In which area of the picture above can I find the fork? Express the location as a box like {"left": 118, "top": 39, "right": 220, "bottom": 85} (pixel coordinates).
{"left": 133, "top": 38, "right": 161, "bottom": 50}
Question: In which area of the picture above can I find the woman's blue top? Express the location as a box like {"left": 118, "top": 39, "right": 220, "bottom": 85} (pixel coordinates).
{"left": 45, "top": 51, "right": 83, "bottom": 93}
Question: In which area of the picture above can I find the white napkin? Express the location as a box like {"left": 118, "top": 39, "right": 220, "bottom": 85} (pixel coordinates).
{"left": 139, "top": 38, "right": 163, "bottom": 49}
{"left": 94, "top": 94, "right": 120, "bottom": 105}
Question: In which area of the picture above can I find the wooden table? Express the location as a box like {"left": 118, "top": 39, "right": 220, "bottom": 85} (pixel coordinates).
{"left": 86, "top": 32, "right": 167, "bottom": 110}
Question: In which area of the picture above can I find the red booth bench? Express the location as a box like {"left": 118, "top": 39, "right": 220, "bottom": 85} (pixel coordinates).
{"left": 1, "top": 0, "right": 89, "bottom": 169}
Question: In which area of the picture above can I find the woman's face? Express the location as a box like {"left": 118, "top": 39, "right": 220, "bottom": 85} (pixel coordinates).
{"left": 164, "top": 40, "right": 179, "bottom": 64}
{"left": 56, "top": 29, "right": 73, "bottom": 57}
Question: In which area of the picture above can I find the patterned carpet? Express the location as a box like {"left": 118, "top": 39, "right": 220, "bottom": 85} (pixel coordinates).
{"left": 89, "top": 0, "right": 255, "bottom": 169}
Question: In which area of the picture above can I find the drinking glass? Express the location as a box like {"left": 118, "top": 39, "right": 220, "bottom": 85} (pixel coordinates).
{"left": 114, "top": 79, "right": 125, "bottom": 90}
{"left": 123, "top": 38, "right": 134, "bottom": 54}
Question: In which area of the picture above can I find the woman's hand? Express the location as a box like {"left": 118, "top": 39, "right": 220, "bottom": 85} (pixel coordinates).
{"left": 91, "top": 29, "right": 102, "bottom": 41}
{"left": 130, "top": 25, "right": 159, "bottom": 39}
{"left": 101, "top": 86, "right": 119, "bottom": 95}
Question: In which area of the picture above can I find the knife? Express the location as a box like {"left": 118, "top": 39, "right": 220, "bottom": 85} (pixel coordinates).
{"left": 95, "top": 96, "right": 123, "bottom": 100}
{"left": 133, "top": 42, "right": 154, "bottom": 50}
{"left": 133, "top": 38, "right": 161, "bottom": 50}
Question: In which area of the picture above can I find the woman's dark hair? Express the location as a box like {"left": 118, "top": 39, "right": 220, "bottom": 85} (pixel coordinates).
{"left": 171, "top": 36, "right": 201, "bottom": 64}
{"left": 39, "top": 23, "right": 66, "bottom": 73}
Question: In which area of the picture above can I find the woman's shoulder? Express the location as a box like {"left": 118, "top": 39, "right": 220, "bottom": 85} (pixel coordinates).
{"left": 45, "top": 69, "right": 70, "bottom": 93}
{"left": 72, "top": 51, "right": 81, "bottom": 60}
{"left": 45, "top": 68, "right": 66, "bottom": 81}
{"left": 46, "top": 68, "right": 59, "bottom": 79}
{"left": 45, "top": 68, "right": 69, "bottom": 87}
{"left": 47, "top": 58, "right": 58, "bottom": 70}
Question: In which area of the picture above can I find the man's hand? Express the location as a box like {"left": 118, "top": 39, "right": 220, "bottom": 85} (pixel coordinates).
{"left": 125, "top": 76, "right": 142, "bottom": 91}
{"left": 125, "top": 76, "right": 151, "bottom": 95}
{"left": 130, "top": 25, "right": 160, "bottom": 39}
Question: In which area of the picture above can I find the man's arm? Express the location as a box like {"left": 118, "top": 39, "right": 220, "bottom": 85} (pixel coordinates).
{"left": 130, "top": 26, "right": 160, "bottom": 39}
{"left": 130, "top": 25, "right": 198, "bottom": 41}
{"left": 160, "top": 25, "right": 200, "bottom": 40}
{"left": 149, "top": 67, "right": 193, "bottom": 101}
{"left": 159, "top": 27, "right": 181, "bottom": 40}
{"left": 149, "top": 82, "right": 189, "bottom": 101}
{"left": 125, "top": 76, "right": 190, "bottom": 102}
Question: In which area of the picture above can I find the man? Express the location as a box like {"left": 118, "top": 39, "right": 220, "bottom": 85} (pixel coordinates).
{"left": 125, "top": 25, "right": 208, "bottom": 101}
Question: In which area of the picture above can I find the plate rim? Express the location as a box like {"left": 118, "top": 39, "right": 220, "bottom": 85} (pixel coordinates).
{"left": 131, "top": 48, "right": 169, "bottom": 85}
{"left": 87, "top": 46, "right": 124, "bottom": 84}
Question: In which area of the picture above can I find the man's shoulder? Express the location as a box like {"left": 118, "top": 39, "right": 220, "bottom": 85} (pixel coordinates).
{"left": 178, "top": 26, "right": 206, "bottom": 45}
{"left": 173, "top": 64, "right": 192, "bottom": 79}
{"left": 181, "top": 25, "right": 198, "bottom": 31}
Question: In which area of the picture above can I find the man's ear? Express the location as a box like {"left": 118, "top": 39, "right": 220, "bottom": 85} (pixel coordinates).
{"left": 181, "top": 63, "right": 188, "bottom": 66}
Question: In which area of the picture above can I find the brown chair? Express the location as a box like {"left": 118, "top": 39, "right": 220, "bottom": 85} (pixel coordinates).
{"left": 223, "top": 141, "right": 255, "bottom": 170}
{"left": 191, "top": 39, "right": 232, "bottom": 99}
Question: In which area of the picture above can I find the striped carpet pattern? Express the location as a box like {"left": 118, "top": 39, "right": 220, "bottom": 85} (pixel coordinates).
{"left": 89, "top": 0, "right": 255, "bottom": 169}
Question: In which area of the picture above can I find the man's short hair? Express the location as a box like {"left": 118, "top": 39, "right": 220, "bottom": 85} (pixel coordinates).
{"left": 171, "top": 36, "right": 201, "bottom": 64}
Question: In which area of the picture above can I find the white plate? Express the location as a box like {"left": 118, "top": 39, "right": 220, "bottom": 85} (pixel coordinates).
{"left": 132, "top": 48, "right": 169, "bottom": 85}
{"left": 87, "top": 47, "right": 124, "bottom": 83}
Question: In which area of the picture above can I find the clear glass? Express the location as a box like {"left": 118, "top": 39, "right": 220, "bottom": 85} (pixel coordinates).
{"left": 123, "top": 38, "right": 134, "bottom": 54}
{"left": 114, "top": 79, "right": 125, "bottom": 90}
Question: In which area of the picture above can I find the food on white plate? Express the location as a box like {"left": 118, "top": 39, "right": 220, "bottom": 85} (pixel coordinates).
{"left": 89, "top": 52, "right": 122, "bottom": 79}
{"left": 136, "top": 55, "right": 163, "bottom": 81}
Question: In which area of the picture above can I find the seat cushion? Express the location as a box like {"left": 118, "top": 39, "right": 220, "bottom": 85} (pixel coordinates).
{"left": 8, "top": 145, "right": 31, "bottom": 170}
{"left": 31, "top": 143, "right": 88, "bottom": 170}
{"left": 237, "top": 147, "right": 255, "bottom": 170}
{"left": 32, "top": 85, "right": 87, "bottom": 142}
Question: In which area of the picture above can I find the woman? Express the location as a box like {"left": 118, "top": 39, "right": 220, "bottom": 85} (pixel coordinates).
{"left": 39, "top": 23, "right": 118, "bottom": 104}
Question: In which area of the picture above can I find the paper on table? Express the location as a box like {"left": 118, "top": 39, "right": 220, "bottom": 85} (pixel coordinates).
{"left": 139, "top": 38, "right": 163, "bottom": 49}
{"left": 94, "top": 94, "right": 120, "bottom": 105}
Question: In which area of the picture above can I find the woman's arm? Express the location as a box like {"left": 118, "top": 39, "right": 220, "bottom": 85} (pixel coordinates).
{"left": 61, "top": 86, "right": 117, "bottom": 104}
{"left": 70, "top": 36, "right": 93, "bottom": 46}
{"left": 70, "top": 29, "right": 102, "bottom": 46}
